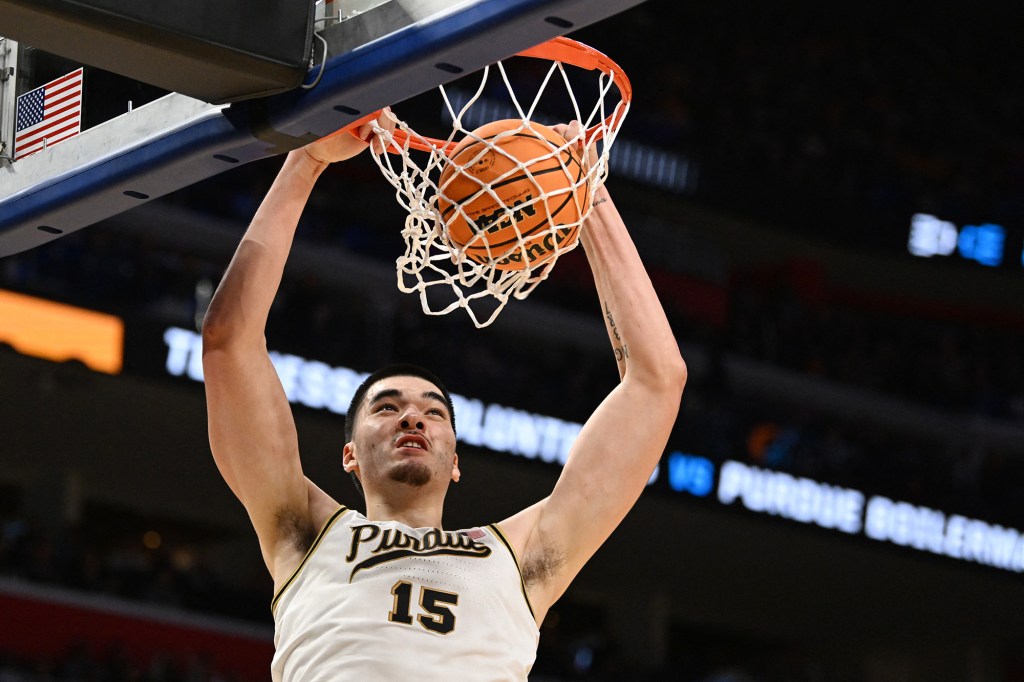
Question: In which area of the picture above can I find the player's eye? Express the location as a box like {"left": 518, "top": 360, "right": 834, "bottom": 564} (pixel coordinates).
{"left": 376, "top": 403, "right": 398, "bottom": 412}
{"left": 427, "top": 407, "right": 446, "bottom": 417}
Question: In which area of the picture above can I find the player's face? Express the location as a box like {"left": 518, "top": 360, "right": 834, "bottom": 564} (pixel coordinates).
{"left": 344, "top": 375, "right": 459, "bottom": 491}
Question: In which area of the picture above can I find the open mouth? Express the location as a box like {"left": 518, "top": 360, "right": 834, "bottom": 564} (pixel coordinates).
{"left": 395, "top": 434, "right": 429, "bottom": 452}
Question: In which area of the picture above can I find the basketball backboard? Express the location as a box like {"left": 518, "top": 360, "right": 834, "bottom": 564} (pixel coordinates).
{"left": 0, "top": 0, "right": 646, "bottom": 258}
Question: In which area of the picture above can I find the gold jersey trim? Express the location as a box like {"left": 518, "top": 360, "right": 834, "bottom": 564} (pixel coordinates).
{"left": 487, "top": 523, "right": 536, "bottom": 621}
{"left": 271, "top": 505, "right": 351, "bottom": 615}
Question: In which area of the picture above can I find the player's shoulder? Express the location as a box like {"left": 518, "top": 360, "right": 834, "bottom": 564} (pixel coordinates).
{"left": 494, "top": 498, "right": 548, "bottom": 548}
{"left": 305, "top": 477, "right": 347, "bottom": 529}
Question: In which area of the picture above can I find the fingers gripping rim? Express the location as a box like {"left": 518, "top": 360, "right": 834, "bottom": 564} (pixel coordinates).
{"left": 343, "top": 112, "right": 384, "bottom": 143}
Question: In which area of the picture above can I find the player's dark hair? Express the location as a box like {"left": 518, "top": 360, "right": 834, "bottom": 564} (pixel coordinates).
{"left": 345, "top": 364, "right": 456, "bottom": 496}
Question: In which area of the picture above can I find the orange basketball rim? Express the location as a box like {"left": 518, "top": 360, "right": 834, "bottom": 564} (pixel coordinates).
{"left": 344, "top": 36, "right": 632, "bottom": 154}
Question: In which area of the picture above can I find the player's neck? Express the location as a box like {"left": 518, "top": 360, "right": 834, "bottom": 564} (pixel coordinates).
{"left": 363, "top": 489, "right": 445, "bottom": 530}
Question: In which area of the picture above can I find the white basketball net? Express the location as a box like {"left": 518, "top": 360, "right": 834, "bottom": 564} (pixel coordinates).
{"left": 367, "top": 42, "right": 629, "bottom": 327}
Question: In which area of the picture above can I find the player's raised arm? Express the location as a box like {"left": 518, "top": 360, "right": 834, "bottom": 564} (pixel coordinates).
{"left": 500, "top": 167, "right": 686, "bottom": 620}
{"left": 201, "top": 117, "right": 384, "bottom": 582}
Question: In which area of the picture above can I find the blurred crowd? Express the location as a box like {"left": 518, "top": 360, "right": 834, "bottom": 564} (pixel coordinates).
{"left": 0, "top": 517, "right": 267, "bottom": 623}
{"left": 588, "top": 3, "right": 1024, "bottom": 250}
{"left": 0, "top": 647, "right": 235, "bottom": 682}
{"left": 724, "top": 278, "right": 1023, "bottom": 420}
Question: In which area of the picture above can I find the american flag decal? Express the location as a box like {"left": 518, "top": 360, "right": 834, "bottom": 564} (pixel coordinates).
{"left": 15, "top": 68, "right": 84, "bottom": 160}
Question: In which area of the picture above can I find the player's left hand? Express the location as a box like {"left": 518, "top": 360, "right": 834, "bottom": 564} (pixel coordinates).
{"left": 303, "top": 108, "right": 396, "bottom": 165}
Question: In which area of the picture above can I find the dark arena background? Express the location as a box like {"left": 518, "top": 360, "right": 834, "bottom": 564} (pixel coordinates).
{"left": 2, "top": 1, "right": 1024, "bottom": 680}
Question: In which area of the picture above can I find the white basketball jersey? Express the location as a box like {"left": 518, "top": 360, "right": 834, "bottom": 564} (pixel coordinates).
{"left": 271, "top": 506, "right": 539, "bottom": 681}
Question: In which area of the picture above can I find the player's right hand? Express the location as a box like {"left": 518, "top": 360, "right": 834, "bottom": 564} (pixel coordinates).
{"left": 552, "top": 120, "right": 598, "bottom": 171}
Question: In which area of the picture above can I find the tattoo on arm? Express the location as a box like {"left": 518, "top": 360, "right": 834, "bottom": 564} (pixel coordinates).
{"left": 604, "top": 302, "right": 628, "bottom": 362}
{"left": 592, "top": 197, "right": 608, "bottom": 207}
{"left": 605, "top": 302, "right": 621, "bottom": 341}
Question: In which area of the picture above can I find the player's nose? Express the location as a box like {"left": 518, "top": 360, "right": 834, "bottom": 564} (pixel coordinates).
{"left": 399, "top": 406, "right": 425, "bottom": 431}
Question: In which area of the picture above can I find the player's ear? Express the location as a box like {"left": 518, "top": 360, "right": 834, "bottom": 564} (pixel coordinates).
{"left": 451, "top": 453, "right": 461, "bottom": 483}
{"left": 343, "top": 442, "right": 358, "bottom": 473}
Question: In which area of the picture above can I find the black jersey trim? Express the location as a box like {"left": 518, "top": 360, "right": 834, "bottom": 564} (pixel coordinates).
{"left": 487, "top": 523, "right": 536, "bottom": 621}
{"left": 271, "top": 505, "right": 350, "bottom": 615}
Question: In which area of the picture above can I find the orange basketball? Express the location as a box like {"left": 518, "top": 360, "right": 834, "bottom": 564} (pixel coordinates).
{"left": 436, "top": 119, "right": 590, "bottom": 270}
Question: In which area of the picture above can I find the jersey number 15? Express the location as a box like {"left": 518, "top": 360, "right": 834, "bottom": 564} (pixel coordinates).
{"left": 389, "top": 580, "right": 459, "bottom": 634}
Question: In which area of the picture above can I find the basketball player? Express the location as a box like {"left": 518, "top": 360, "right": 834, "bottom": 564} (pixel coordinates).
{"left": 201, "top": 112, "right": 686, "bottom": 680}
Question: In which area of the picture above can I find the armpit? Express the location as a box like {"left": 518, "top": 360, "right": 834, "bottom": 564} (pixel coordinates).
{"left": 276, "top": 507, "right": 316, "bottom": 553}
{"left": 521, "top": 546, "right": 566, "bottom": 587}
